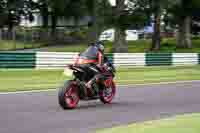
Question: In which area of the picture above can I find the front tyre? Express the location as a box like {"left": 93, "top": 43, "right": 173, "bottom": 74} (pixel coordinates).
{"left": 58, "top": 80, "right": 79, "bottom": 109}
{"left": 99, "top": 80, "right": 116, "bottom": 104}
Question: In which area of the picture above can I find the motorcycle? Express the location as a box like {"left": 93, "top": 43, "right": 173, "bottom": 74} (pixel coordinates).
{"left": 58, "top": 55, "right": 116, "bottom": 109}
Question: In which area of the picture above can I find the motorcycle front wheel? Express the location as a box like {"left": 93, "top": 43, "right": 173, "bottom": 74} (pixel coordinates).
{"left": 99, "top": 80, "right": 116, "bottom": 104}
{"left": 58, "top": 80, "right": 79, "bottom": 109}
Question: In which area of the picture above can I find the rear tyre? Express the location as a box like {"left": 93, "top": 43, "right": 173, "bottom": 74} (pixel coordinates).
{"left": 58, "top": 80, "right": 79, "bottom": 109}
{"left": 99, "top": 80, "right": 116, "bottom": 104}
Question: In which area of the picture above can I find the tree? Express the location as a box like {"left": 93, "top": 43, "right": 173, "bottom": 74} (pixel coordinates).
{"left": 150, "top": 0, "right": 162, "bottom": 51}
{"left": 37, "top": 0, "right": 89, "bottom": 37}
{"left": 109, "top": 0, "right": 169, "bottom": 52}
{"left": 37, "top": 0, "right": 49, "bottom": 28}
{"left": 137, "top": 0, "right": 171, "bottom": 51}
{"left": 85, "top": 0, "right": 112, "bottom": 43}
{"left": 0, "top": 0, "right": 7, "bottom": 27}
{"left": 191, "top": 11, "right": 200, "bottom": 35}
{"left": 0, "top": 0, "right": 36, "bottom": 39}
{"left": 112, "top": 0, "right": 127, "bottom": 52}
{"left": 48, "top": 0, "right": 67, "bottom": 36}
{"left": 0, "top": 0, "right": 7, "bottom": 40}
{"left": 168, "top": 0, "right": 200, "bottom": 48}
{"left": 111, "top": 0, "right": 148, "bottom": 52}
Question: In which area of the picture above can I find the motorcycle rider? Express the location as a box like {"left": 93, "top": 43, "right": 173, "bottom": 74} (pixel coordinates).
{"left": 76, "top": 41, "right": 105, "bottom": 95}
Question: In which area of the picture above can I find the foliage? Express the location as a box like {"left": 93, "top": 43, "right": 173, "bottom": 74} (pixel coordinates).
{"left": 0, "top": 0, "right": 37, "bottom": 28}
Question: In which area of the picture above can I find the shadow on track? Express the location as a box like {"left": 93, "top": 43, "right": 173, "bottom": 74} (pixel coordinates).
{"left": 58, "top": 100, "right": 145, "bottom": 111}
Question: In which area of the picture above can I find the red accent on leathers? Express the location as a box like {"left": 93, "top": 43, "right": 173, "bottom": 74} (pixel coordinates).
{"left": 97, "top": 51, "right": 103, "bottom": 65}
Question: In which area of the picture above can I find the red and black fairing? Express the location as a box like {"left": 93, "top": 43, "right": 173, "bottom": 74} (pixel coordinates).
{"left": 73, "top": 45, "right": 103, "bottom": 65}
{"left": 70, "top": 55, "right": 115, "bottom": 83}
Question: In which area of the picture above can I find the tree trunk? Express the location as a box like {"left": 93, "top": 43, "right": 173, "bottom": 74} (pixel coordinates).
{"left": 51, "top": 12, "right": 58, "bottom": 39}
{"left": 151, "top": 9, "right": 161, "bottom": 51}
{"left": 87, "top": 1, "right": 101, "bottom": 43}
{"left": 112, "top": 0, "right": 127, "bottom": 53}
{"left": 87, "top": 19, "right": 100, "bottom": 43}
{"left": 0, "top": 28, "right": 2, "bottom": 40}
{"left": 12, "top": 27, "right": 16, "bottom": 41}
{"left": 39, "top": 2, "right": 49, "bottom": 42}
{"left": 8, "top": 22, "right": 14, "bottom": 40}
{"left": 176, "top": 19, "right": 185, "bottom": 48}
{"left": 184, "top": 16, "right": 192, "bottom": 48}
{"left": 176, "top": 16, "right": 192, "bottom": 48}
{"left": 112, "top": 27, "right": 128, "bottom": 53}
{"left": 41, "top": 3, "right": 49, "bottom": 29}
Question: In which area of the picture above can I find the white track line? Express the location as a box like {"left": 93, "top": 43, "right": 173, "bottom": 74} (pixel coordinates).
{"left": 118, "top": 80, "right": 200, "bottom": 87}
{"left": 0, "top": 89, "right": 56, "bottom": 95}
{"left": 0, "top": 80, "right": 200, "bottom": 95}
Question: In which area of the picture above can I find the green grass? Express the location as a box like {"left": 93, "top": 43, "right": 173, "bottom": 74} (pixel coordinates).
{"left": 116, "top": 65, "right": 200, "bottom": 84}
{"left": 1, "top": 38, "right": 200, "bottom": 52}
{"left": 0, "top": 40, "right": 46, "bottom": 51}
{"left": 43, "top": 43, "right": 90, "bottom": 52}
{"left": 159, "top": 38, "right": 200, "bottom": 53}
{"left": 96, "top": 113, "right": 200, "bottom": 133}
{"left": 0, "top": 69, "right": 66, "bottom": 92}
{"left": 31, "top": 38, "right": 200, "bottom": 53}
{"left": 0, "top": 65, "right": 200, "bottom": 92}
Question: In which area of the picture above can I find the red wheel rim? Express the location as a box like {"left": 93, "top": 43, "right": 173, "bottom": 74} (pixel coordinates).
{"left": 102, "top": 81, "right": 116, "bottom": 103}
{"left": 64, "top": 85, "right": 79, "bottom": 108}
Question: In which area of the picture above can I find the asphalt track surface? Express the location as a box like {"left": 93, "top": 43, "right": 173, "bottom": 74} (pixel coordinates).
{"left": 1, "top": 81, "right": 200, "bottom": 133}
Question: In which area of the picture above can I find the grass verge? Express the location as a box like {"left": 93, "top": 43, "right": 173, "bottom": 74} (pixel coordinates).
{"left": 1, "top": 38, "right": 200, "bottom": 53}
{"left": 96, "top": 113, "right": 200, "bottom": 133}
{"left": 31, "top": 38, "right": 200, "bottom": 53}
{"left": 0, "top": 65, "right": 200, "bottom": 92}
{"left": 0, "top": 40, "right": 46, "bottom": 51}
